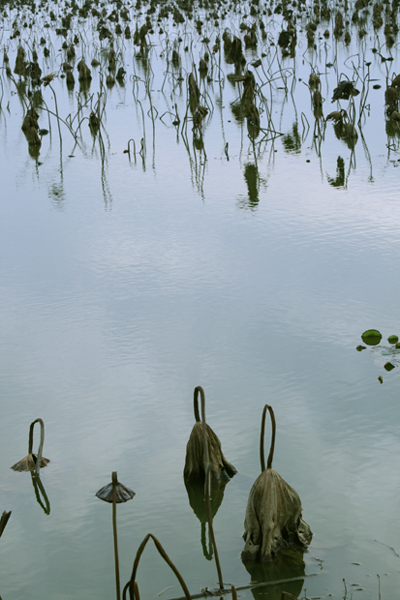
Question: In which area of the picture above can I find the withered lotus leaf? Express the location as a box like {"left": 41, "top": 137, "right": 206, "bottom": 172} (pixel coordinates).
{"left": 96, "top": 475, "right": 135, "bottom": 503}
{"left": 184, "top": 386, "right": 236, "bottom": 481}
{"left": 242, "top": 405, "right": 312, "bottom": 562}
{"left": 11, "top": 419, "right": 50, "bottom": 474}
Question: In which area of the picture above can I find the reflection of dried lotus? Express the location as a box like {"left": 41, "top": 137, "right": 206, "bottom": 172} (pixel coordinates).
{"left": 14, "top": 46, "right": 26, "bottom": 76}
{"left": 309, "top": 73, "right": 320, "bottom": 88}
{"left": 331, "top": 80, "right": 360, "bottom": 102}
{"left": 11, "top": 418, "right": 50, "bottom": 474}
{"left": 243, "top": 547, "right": 306, "bottom": 600}
{"left": 326, "top": 109, "right": 347, "bottom": 123}
{"left": 242, "top": 405, "right": 312, "bottom": 562}
{"left": 77, "top": 59, "right": 92, "bottom": 81}
{"left": 385, "top": 86, "right": 398, "bottom": 110}
{"left": 184, "top": 386, "right": 237, "bottom": 481}
{"left": 89, "top": 111, "right": 100, "bottom": 133}
{"left": 25, "top": 126, "right": 42, "bottom": 145}
{"left": 188, "top": 72, "right": 200, "bottom": 114}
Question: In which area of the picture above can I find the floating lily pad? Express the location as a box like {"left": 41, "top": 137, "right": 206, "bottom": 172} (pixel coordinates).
{"left": 356, "top": 345, "right": 366, "bottom": 351}
{"left": 384, "top": 362, "right": 395, "bottom": 372}
{"left": 388, "top": 335, "right": 399, "bottom": 344}
{"left": 378, "top": 376, "right": 383, "bottom": 383}
{"left": 361, "top": 329, "right": 382, "bottom": 345}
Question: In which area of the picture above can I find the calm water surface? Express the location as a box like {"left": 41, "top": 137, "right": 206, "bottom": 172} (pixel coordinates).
{"left": 1, "top": 3, "right": 400, "bottom": 599}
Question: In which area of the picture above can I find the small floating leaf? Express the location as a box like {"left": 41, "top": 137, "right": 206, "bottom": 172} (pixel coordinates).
{"left": 361, "top": 329, "right": 382, "bottom": 345}
{"left": 388, "top": 335, "right": 399, "bottom": 344}
{"left": 378, "top": 376, "right": 383, "bottom": 383}
{"left": 356, "top": 345, "right": 366, "bottom": 351}
{"left": 384, "top": 362, "right": 395, "bottom": 372}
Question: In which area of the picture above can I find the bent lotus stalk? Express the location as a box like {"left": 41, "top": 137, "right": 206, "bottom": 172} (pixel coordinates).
{"left": 242, "top": 405, "right": 312, "bottom": 562}
{"left": 11, "top": 418, "right": 50, "bottom": 476}
{"left": 124, "top": 533, "right": 192, "bottom": 600}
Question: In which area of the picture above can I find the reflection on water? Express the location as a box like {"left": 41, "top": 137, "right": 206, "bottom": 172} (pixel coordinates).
{"left": 243, "top": 548, "right": 306, "bottom": 600}
{"left": 2, "top": 1, "right": 400, "bottom": 599}
{"left": 31, "top": 473, "right": 51, "bottom": 516}
{"left": 327, "top": 156, "right": 346, "bottom": 189}
{"left": 184, "top": 477, "right": 228, "bottom": 560}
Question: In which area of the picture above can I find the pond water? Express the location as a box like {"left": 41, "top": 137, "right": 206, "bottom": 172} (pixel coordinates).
{"left": 1, "top": 0, "right": 400, "bottom": 599}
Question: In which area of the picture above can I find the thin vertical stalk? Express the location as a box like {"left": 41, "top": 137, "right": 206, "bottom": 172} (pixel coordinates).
{"left": 112, "top": 472, "right": 121, "bottom": 600}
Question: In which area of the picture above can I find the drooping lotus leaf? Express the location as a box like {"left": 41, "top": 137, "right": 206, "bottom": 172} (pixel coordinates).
{"left": 361, "top": 329, "right": 382, "bottom": 345}
{"left": 388, "top": 335, "right": 399, "bottom": 344}
{"left": 242, "top": 405, "right": 312, "bottom": 563}
{"left": 184, "top": 386, "right": 237, "bottom": 481}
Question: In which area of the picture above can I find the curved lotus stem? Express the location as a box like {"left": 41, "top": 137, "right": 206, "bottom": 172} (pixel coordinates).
{"left": 260, "top": 405, "right": 276, "bottom": 473}
{"left": 124, "top": 534, "right": 192, "bottom": 600}
{"left": 29, "top": 418, "right": 45, "bottom": 477}
{"left": 11, "top": 419, "right": 49, "bottom": 474}
{"left": 193, "top": 385, "right": 204, "bottom": 423}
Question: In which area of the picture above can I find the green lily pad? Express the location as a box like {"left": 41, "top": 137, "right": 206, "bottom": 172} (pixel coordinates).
{"left": 388, "top": 335, "right": 399, "bottom": 344}
{"left": 384, "top": 362, "right": 395, "bottom": 372}
{"left": 361, "top": 329, "right": 382, "bottom": 346}
{"left": 356, "top": 345, "right": 366, "bottom": 351}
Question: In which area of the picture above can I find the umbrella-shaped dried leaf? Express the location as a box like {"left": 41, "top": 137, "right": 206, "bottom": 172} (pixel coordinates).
{"left": 184, "top": 386, "right": 236, "bottom": 481}
{"left": 96, "top": 478, "right": 135, "bottom": 503}
{"left": 11, "top": 419, "right": 50, "bottom": 474}
{"left": 242, "top": 406, "right": 312, "bottom": 562}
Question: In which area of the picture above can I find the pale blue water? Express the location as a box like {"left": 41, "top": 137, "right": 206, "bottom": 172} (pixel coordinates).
{"left": 1, "top": 4, "right": 400, "bottom": 600}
